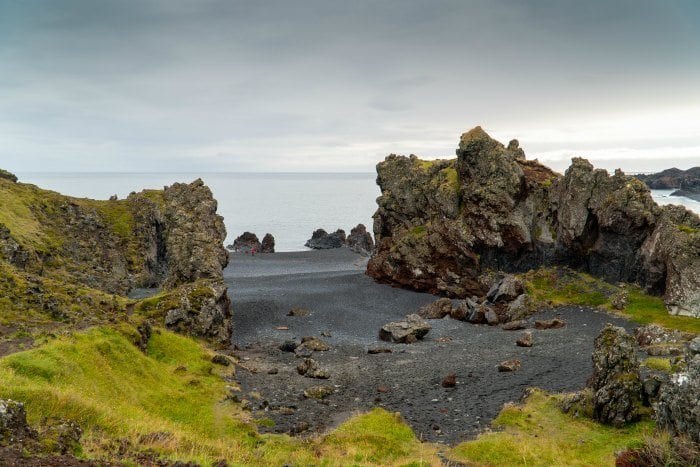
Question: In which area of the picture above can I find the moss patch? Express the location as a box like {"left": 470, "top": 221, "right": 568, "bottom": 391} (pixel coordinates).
{"left": 448, "top": 389, "right": 653, "bottom": 466}
{"left": 677, "top": 224, "right": 699, "bottom": 234}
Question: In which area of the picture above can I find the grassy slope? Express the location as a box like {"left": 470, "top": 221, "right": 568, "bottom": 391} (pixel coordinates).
{"left": 523, "top": 268, "right": 700, "bottom": 334}
{"left": 0, "top": 326, "right": 440, "bottom": 466}
{"left": 449, "top": 389, "right": 653, "bottom": 466}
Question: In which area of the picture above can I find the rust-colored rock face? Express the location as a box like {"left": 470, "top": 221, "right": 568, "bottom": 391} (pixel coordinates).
{"left": 367, "top": 127, "right": 700, "bottom": 317}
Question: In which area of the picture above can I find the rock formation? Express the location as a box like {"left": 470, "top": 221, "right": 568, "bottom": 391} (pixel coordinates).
{"left": 261, "top": 233, "right": 275, "bottom": 253}
{"left": 305, "top": 228, "right": 346, "bottom": 249}
{"left": 636, "top": 167, "right": 700, "bottom": 201}
{"left": 655, "top": 354, "right": 700, "bottom": 443}
{"left": 346, "top": 223, "right": 374, "bottom": 255}
{"left": 228, "top": 232, "right": 261, "bottom": 253}
{"left": 367, "top": 127, "right": 700, "bottom": 317}
{"left": 0, "top": 175, "right": 231, "bottom": 346}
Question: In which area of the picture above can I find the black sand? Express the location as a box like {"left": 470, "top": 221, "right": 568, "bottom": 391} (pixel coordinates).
{"left": 225, "top": 248, "right": 632, "bottom": 444}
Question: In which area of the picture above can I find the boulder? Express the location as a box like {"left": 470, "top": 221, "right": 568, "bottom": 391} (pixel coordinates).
{"left": 505, "top": 294, "right": 533, "bottom": 321}
{"left": 305, "top": 228, "right": 346, "bottom": 249}
{"left": 261, "top": 233, "right": 275, "bottom": 253}
{"left": 297, "top": 336, "right": 330, "bottom": 352}
{"left": 534, "top": 318, "right": 566, "bottom": 330}
{"left": 655, "top": 354, "right": 700, "bottom": 443}
{"left": 451, "top": 297, "right": 478, "bottom": 321}
{"left": 296, "top": 358, "right": 329, "bottom": 379}
{"left": 588, "top": 324, "right": 643, "bottom": 427}
{"left": 417, "top": 298, "right": 453, "bottom": 319}
{"left": 487, "top": 275, "right": 525, "bottom": 303}
{"left": 229, "top": 232, "right": 261, "bottom": 253}
{"left": 484, "top": 307, "right": 500, "bottom": 325}
{"left": 163, "top": 280, "right": 232, "bottom": 345}
{"left": 303, "top": 385, "right": 335, "bottom": 400}
{"left": 442, "top": 373, "right": 457, "bottom": 388}
{"left": 0, "top": 399, "right": 35, "bottom": 446}
{"left": 502, "top": 320, "right": 527, "bottom": 331}
{"left": 379, "top": 314, "right": 431, "bottom": 343}
{"left": 279, "top": 340, "right": 298, "bottom": 352}
{"left": 498, "top": 360, "right": 521, "bottom": 372}
{"left": 516, "top": 331, "right": 533, "bottom": 347}
{"left": 346, "top": 223, "right": 374, "bottom": 255}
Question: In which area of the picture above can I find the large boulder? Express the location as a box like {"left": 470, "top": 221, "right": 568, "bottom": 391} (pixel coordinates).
{"left": 379, "top": 314, "right": 431, "bottom": 343}
{"left": 366, "top": 127, "right": 700, "bottom": 317}
{"left": 305, "top": 228, "right": 346, "bottom": 249}
{"left": 417, "top": 298, "right": 453, "bottom": 319}
{"left": 655, "top": 354, "right": 700, "bottom": 443}
{"left": 346, "top": 223, "right": 374, "bottom": 255}
{"left": 588, "top": 325, "right": 643, "bottom": 427}
{"left": 229, "top": 232, "right": 261, "bottom": 253}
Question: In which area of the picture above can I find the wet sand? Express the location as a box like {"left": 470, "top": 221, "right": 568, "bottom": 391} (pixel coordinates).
{"left": 225, "top": 248, "right": 632, "bottom": 444}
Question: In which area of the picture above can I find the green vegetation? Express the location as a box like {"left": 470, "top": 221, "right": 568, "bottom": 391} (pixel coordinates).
{"left": 448, "top": 389, "right": 653, "bottom": 466}
{"left": 0, "top": 326, "right": 440, "bottom": 465}
{"left": 410, "top": 225, "right": 427, "bottom": 239}
{"left": 642, "top": 357, "right": 673, "bottom": 373}
{"left": 438, "top": 167, "right": 459, "bottom": 195}
{"left": 523, "top": 268, "right": 700, "bottom": 334}
{"left": 677, "top": 224, "right": 699, "bottom": 234}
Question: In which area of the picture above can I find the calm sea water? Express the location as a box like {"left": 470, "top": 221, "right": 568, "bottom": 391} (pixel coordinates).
{"left": 15, "top": 172, "right": 700, "bottom": 252}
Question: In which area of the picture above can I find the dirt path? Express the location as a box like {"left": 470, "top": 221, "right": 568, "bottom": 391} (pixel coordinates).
{"left": 225, "top": 249, "right": 633, "bottom": 444}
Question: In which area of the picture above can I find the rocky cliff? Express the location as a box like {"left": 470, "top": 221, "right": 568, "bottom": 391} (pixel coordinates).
{"left": 636, "top": 167, "right": 700, "bottom": 201}
{"left": 367, "top": 127, "right": 700, "bottom": 317}
{"left": 0, "top": 173, "right": 231, "bottom": 348}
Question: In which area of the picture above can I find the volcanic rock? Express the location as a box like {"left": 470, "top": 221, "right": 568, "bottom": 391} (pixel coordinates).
{"left": 261, "top": 233, "right": 275, "bottom": 253}
{"left": 287, "top": 307, "right": 311, "bottom": 317}
{"left": 296, "top": 358, "right": 329, "bottom": 379}
{"left": 655, "top": 354, "right": 700, "bottom": 443}
{"left": 588, "top": 324, "right": 643, "bottom": 427}
{"left": 502, "top": 320, "right": 527, "bottom": 331}
{"left": 498, "top": 360, "right": 521, "bottom": 372}
{"left": 367, "top": 347, "right": 392, "bottom": 354}
{"left": 366, "top": 127, "right": 700, "bottom": 317}
{"left": 346, "top": 223, "right": 375, "bottom": 255}
{"left": 0, "top": 399, "right": 35, "bottom": 446}
{"left": 487, "top": 275, "right": 525, "bottom": 303}
{"left": 297, "top": 336, "right": 330, "bottom": 352}
{"left": 441, "top": 373, "right": 457, "bottom": 388}
{"left": 516, "top": 331, "right": 533, "bottom": 347}
{"left": 305, "top": 228, "right": 346, "bottom": 249}
{"left": 450, "top": 297, "right": 478, "bottom": 321}
{"left": 229, "top": 232, "right": 261, "bottom": 253}
{"left": 279, "top": 340, "right": 298, "bottom": 352}
{"left": 417, "top": 298, "right": 453, "bottom": 319}
{"left": 379, "top": 314, "right": 431, "bottom": 343}
{"left": 534, "top": 318, "right": 566, "bottom": 330}
{"left": 303, "top": 385, "right": 334, "bottom": 400}
{"left": 484, "top": 307, "right": 500, "bottom": 325}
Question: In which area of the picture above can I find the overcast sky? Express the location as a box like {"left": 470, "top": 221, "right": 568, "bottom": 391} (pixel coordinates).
{"left": 1, "top": 0, "right": 699, "bottom": 173}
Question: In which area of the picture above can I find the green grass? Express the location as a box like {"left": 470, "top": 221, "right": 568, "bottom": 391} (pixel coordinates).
{"left": 677, "top": 224, "right": 699, "bottom": 234}
{"left": 523, "top": 268, "right": 700, "bottom": 334}
{"left": 0, "top": 326, "right": 440, "bottom": 465}
{"left": 448, "top": 389, "right": 653, "bottom": 466}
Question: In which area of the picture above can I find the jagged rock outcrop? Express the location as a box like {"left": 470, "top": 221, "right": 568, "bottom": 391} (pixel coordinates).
{"left": 346, "top": 223, "right": 374, "bottom": 255}
{"left": 305, "top": 228, "right": 346, "bottom": 249}
{"left": 228, "top": 232, "right": 261, "bottom": 253}
{"left": 588, "top": 325, "right": 643, "bottom": 427}
{"left": 367, "top": 127, "right": 700, "bottom": 317}
{"left": 261, "top": 233, "right": 275, "bottom": 253}
{"left": 655, "top": 354, "right": 700, "bottom": 443}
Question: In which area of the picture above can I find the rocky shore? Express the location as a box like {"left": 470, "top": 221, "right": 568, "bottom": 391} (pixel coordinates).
{"left": 636, "top": 167, "right": 700, "bottom": 201}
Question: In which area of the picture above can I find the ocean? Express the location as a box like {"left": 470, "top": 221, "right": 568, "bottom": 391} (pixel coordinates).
{"left": 16, "top": 172, "right": 700, "bottom": 252}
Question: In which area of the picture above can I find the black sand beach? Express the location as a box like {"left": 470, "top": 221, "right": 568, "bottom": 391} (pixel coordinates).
{"left": 226, "top": 248, "right": 633, "bottom": 444}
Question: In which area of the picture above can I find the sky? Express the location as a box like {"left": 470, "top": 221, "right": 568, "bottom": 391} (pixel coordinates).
{"left": 1, "top": 0, "right": 699, "bottom": 173}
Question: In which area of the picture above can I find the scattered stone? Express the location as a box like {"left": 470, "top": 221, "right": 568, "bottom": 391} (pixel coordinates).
{"left": 655, "top": 354, "right": 700, "bottom": 443}
{"left": 417, "top": 298, "right": 453, "bottom": 319}
{"left": 229, "top": 232, "right": 261, "bottom": 253}
{"left": 377, "top": 386, "right": 390, "bottom": 393}
{"left": 498, "top": 360, "right": 521, "bottom": 372}
{"left": 211, "top": 354, "right": 231, "bottom": 366}
{"left": 487, "top": 275, "right": 525, "bottom": 303}
{"left": 502, "top": 320, "right": 527, "bottom": 331}
{"left": 516, "top": 331, "right": 533, "bottom": 347}
{"left": 296, "top": 358, "right": 329, "bottom": 379}
{"left": 534, "top": 318, "right": 566, "bottom": 329}
{"left": 367, "top": 347, "right": 392, "bottom": 354}
{"left": 379, "top": 314, "right": 431, "bottom": 343}
{"left": 287, "top": 307, "right": 311, "bottom": 317}
{"left": 260, "top": 233, "right": 275, "bottom": 253}
{"left": 346, "top": 223, "right": 374, "bottom": 255}
{"left": 267, "top": 368, "right": 279, "bottom": 375}
{"left": 451, "top": 297, "right": 478, "bottom": 321}
{"left": 589, "top": 324, "right": 643, "bottom": 427}
{"left": 303, "top": 385, "right": 334, "bottom": 400}
{"left": 305, "top": 228, "right": 346, "bottom": 249}
{"left": 297, "top": 336, "right": 330, "bottom": 352}
{"left": 279, "top": 340, "right": 298, "bottom": 352}
{"left": 275, "top": 326, "right": 289, "bottom": 331}
{"left": 290, "top": 421, "right": 310, "bottom": 434}
{"left": 442, "top": 373, "right": 457, "bottom": 388}
{"left": 320, "top": 331, "right": 332, "bottom": 337}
